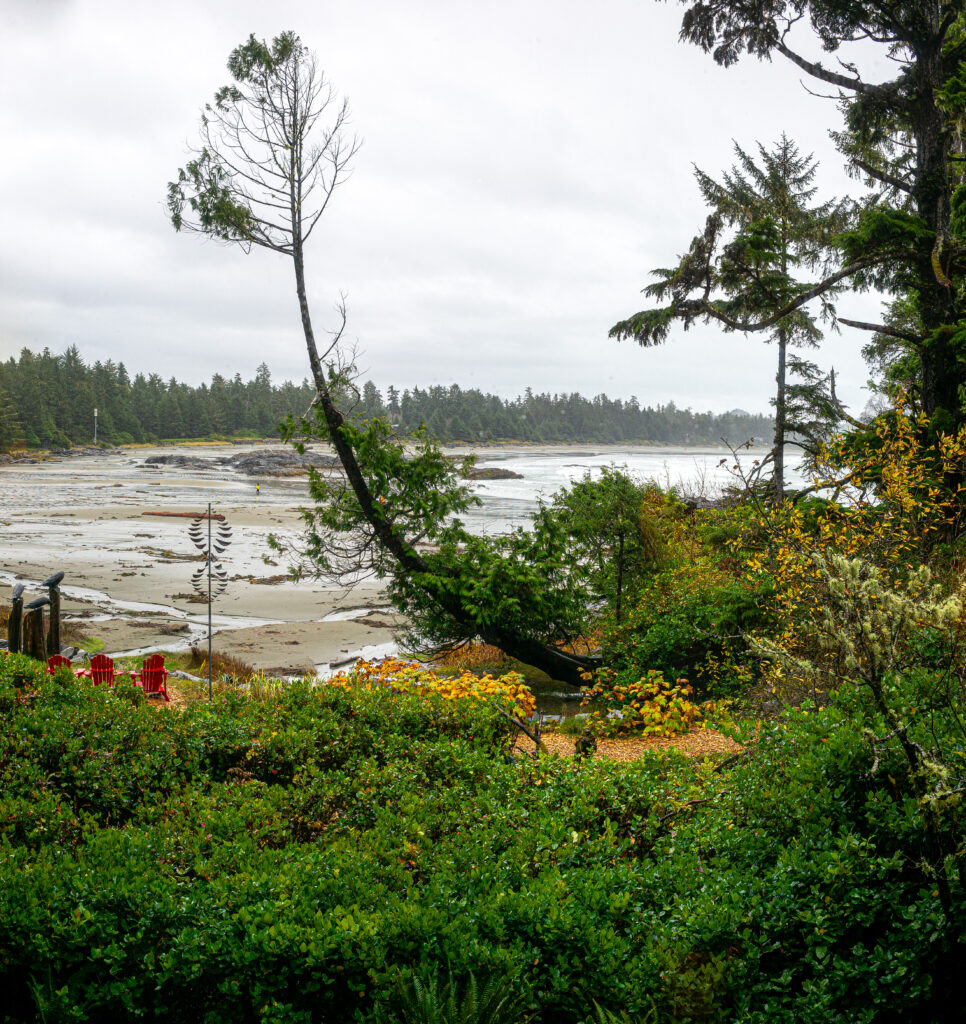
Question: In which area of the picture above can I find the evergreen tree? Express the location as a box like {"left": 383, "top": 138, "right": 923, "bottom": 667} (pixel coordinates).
{"left": 613, "top": 136, "right": 847, "bottom": 499}
{"left": 386, "top": 385, "right": 400, "bottom": 420}
{"left": 250, "top": 362, "right": 275, "bottom": 435}
{"left": 112, "top": 363, "right": 144, "bottom": 442}
{"left": 621, "top": 0, "right": 966, "bottom": 433}
{"left": 159, "top": 379, "right": 185, "bottom": 438}
{"left": 0, "top": 381, "right": 23, "bottom": 452}
{"left": 357, "top": 381, "right": 386, "bottom": 422}
{"left": 0, "top": 342, "right": 774, "bottom": 448}
{"left": 208, "top": 374, "right": 229, "bottom": 435}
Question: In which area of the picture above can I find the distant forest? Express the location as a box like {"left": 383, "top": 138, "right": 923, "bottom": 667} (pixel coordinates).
{"left": 0, "top": 346, "right": 772, "bottom": 450}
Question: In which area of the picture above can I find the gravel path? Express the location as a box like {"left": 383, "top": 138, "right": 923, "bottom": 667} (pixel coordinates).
{"left": 536, "top": 727, "right": 742, "bottom": 762}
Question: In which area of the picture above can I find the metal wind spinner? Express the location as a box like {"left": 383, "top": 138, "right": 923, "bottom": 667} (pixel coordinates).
{"left": 188, "top": 511, "right": 233, "bottom": 601}
{"left": 187, "top": 504, "right": 232, "bottom": 699}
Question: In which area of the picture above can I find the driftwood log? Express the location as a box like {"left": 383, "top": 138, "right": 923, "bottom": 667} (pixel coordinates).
{"left": 141, "top": 511, "right": 225, "bottom": 520}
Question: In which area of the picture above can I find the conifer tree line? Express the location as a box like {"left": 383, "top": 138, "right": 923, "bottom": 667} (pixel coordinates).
{"left": 357, "top": 382, "right": 772, "bottom": 445}
{"left": 0, "top": 346, "right": 313, "bottom": 451}
{"left": 0, "top": 344, "right": 771, "bottom": 451}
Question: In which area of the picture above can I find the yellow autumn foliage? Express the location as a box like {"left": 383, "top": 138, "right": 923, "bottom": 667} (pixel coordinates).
{"left": 739, "top": 407, "right": 966, "bottom": 700}
{"left": 327, "top": 658, "right": 537, "bottom": 718}
{"left": 581, "top": 667, "right": 701, "bottom": 738}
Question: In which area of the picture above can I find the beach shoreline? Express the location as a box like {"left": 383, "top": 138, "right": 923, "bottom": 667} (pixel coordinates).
{"left": 1, "top": 437, "right": 776, "bottom": 674}
{"left": 0, "top": 445, "right": 401, "bottom": 672}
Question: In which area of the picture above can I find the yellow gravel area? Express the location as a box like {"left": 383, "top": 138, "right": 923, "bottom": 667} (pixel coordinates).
{"left": 536, "top": 728, "right": 742, "bottom": 762}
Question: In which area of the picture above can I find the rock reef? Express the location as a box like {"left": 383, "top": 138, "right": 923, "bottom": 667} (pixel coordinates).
{"left": 143, "top": 447, "right": 341, "bottom": 477}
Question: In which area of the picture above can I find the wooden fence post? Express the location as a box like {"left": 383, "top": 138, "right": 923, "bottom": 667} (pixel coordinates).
{"left": 7, "top": 584, "right": 24, "bottom": 654}
{"left": 22, "top": 597, "right": 50, "bottom": 662}
{"left": 43, "top": 572, "right": 65, "bottom": 657}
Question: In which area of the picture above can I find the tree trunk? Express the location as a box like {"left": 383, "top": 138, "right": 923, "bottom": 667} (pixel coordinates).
{"left": 290, "top": 244, "right": 598, "bottom": 687}
{"left": 774, "top": 323, "right": 787, "bottom": 503}
{"left": 615, "top": 530, "right": 625, "bottom": 624}
{"left": 914, "top": 8, "right": 960, "bottom": 419}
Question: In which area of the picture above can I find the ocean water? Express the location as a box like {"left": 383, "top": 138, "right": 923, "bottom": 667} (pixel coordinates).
{"left": 462, "top": 444, "right": 802, "bottom": 534}
{"left": 0, "top": 442, "right": 799, "bottom": 527}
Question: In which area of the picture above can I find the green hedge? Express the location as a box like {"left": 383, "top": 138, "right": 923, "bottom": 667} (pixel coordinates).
{"left": 602, "top": 571, "right": 769, "bottom": 699}
{"left": 0, "top": 656, "right": 961, "bottom": 1023}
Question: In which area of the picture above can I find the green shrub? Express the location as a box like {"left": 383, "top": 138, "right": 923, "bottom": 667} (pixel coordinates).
{"left": 1, "top": 652, "right": 961, "bottom": 1023}
{"left": 603, "top": 569, "right": 767, "bottom": 698}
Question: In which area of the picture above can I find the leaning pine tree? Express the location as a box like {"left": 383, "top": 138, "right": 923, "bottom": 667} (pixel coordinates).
{"left": 167, "top": 31, "right": 598, "bottom": 684}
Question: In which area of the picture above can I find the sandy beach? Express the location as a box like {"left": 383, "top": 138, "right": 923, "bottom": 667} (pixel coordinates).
{"left": 0, "top": 438, "right": 766, "bottom": 678}
{"left": 0, "top": 445, "right": 402, "bottom": 673}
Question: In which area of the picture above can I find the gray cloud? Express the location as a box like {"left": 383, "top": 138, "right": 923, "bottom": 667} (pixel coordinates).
{"left": 0, "top": 0, "right": 890, "bottom": 415}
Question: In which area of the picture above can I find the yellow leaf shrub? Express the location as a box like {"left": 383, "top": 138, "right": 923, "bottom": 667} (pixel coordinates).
{"left": 739, "top": 407, "right": 966, "bottom": 701}
{"left": 581, "top": 667, "right": 701, "bottom": 738}
{"left": 327, "top": 658, "right": 536, "bottom": 719}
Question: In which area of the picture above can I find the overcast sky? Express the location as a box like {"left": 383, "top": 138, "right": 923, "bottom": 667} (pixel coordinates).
{"left": 0, "top": 0, "right": 892, "bottom": 415}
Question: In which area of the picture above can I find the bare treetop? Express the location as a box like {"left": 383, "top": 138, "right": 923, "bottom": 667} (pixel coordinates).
{"left": 167, "top": 31, "right": 360, "bottom": 256}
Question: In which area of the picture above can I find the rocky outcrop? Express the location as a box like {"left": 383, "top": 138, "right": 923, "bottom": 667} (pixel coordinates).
{"left": 141, "top": 446, "right": 342, "bottom": 477}
{"left": 143, "top": 454, "right": 212, "bottom": 471}
{"left": 219, "top": 448, "right": 341, "bottom": 477}
{"left": 48, "top": 447, "right": 112, "bottom": 458}
{"left": 462, "top": 467, "right": 524, "bottom": 480}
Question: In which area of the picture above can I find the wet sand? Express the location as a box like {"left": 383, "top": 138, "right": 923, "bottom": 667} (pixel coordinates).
{"left": 1, "top": 438, "right": 763, "bottom": 675}
{"left": 0, "top": 446, "right": 401, "bottom": 673}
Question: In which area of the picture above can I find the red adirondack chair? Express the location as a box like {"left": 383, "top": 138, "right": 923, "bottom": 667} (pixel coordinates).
{"left": 46, "top": 654, "right": 72, "bottom": 675}
{"left": 137, "top": 653, "right": 170, "bottom": 701}
{"left": 89, "top": 653, "right": 115, "bottom": 686}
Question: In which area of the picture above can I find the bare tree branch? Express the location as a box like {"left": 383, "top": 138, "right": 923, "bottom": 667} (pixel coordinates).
{"left": 828, "top": 368, "right": 867, "bottom": 430}
{"left": 775, "top": 41, "right": 893, "bottom": 99}
{"left": 838, "top": 317, "right": 922, "bottom": 344}
{"left": 853, "top": 159, "right": 913, "bottom": 194}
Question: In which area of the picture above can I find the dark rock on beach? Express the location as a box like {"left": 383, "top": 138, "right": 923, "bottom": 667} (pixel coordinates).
{"left": 462, "top": 467, "right": 524, "bottom": 480}
{"left": 683, "top": 495, "right": 733, "bottom": 512}
{"left": 142, "top": 447, "right": 341, "bottom": 477}
{"left": 143, "top": 454, "right": 212, "bottom": 471}
{"left": 48, "top": 447, "right": 111, "bottom": 458}
{"left": 219, "top": 447, "right": 341, "bottom": 477}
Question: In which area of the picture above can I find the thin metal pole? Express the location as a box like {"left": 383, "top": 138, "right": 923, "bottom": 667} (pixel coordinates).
{"left": 208, "top": 501, "right": 213, "bottom": 700}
